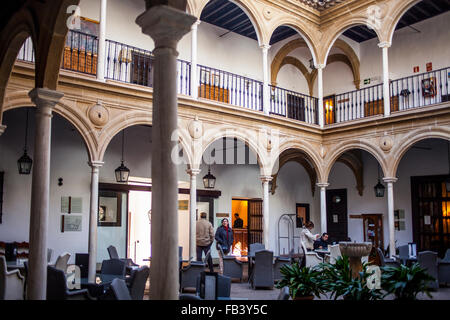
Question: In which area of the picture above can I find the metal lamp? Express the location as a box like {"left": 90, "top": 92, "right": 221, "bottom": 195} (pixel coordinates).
{"left": 115, "top": 130, "right": 130, "bottom": 183}
{"left": 374, "top": 164, "right": 385, "bottom": 197}
{"left": 17, "top": 108, "right": 33, "bottom": 175}
{"left": 202, "top": 166, "right": 216, "bottom": 189}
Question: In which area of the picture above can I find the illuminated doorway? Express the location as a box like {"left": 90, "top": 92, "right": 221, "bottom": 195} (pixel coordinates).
{"left": 231, "top": 199, "right": 248, "bottom": 257}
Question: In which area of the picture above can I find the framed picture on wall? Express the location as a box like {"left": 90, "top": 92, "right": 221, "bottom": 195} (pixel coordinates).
{"left": 98, "top": 190, "right": 122, "bottom": 227}
{"left": 296, "top": 203, "right": 310, "bottom": 228}
{"left": 421, "top": 77, "right": 436, "bottom": 98}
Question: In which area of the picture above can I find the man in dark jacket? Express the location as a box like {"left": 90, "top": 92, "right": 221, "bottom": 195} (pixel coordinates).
{"left": 313, "top": 233, "right": 329, "bottom": 250}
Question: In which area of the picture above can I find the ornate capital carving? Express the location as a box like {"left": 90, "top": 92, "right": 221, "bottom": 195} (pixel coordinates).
{"left": 186, "top": 168, "right": 201, "bottom": 176}
{"left": 383, "top": 177, "right": 398, "bottom": 184}
{"left": 378, "top": 41, "right": 391, "bottom": 49}
{"left": 260, "top": 175, "right": 273, "bottom": 183}
{"left": 28, "top": 88, "right": 64, "bottom": 110}
{"left": 88, "top": 161, "right": 104, "bottom": 169}
{"left": 316, "top": 182, "right": 329, "bottom": 188}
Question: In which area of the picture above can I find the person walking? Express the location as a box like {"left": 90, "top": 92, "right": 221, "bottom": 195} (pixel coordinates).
{"left": 215, "top": 218, "right": 234, "bottom": 274}
{"left": 196, "top": 212, "right": 214, "bottom": 272}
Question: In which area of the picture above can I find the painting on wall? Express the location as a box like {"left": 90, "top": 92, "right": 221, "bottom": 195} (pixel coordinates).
{"left": 421, "top": 77, "right": 436, "bottom": 98}
{"left": 98, "top": 191, "right": 122, "bottom": 227}
{"left": 61, "top": 215, "right": 82, "bottom": 232}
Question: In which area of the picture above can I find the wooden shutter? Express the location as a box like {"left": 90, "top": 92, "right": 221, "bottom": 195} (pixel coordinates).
{"left": 248, "top": 199, "right": 263, "bottom": 245}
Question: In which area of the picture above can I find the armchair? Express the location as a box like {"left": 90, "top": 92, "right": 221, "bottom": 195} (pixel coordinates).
{"left": 54, "top": 252, "right": 71, "bottom": 273}
{"left": 438, "top": 249, "right": 450, "bottom": 286}
{"left": 102, "top": 278, "right": 132, "bottom": 300}
{"left": 127, "top": 266, "right": 149, "bottom": 300}
{"left": 301, "top": 242, "right": 322, "bottom": 268}
{"left": 0, "top": 256, "right": 24, "bottom": 300}
{"left": 418, "top": 251, "right": 439, "bottom": 289}
{"left": 180, "top": 261, "right": 206, "bottom": 292}
{"left": 218, "top": 245, "right": 243, "bottom": 282}
{"left": 273, "top": 256, "right": 291, "bottom": 282}
{"left": 325, "top": 244, "right": 342, "bottom": 264}
{"left": 107, "top": 245, "right": 139, "bottom": 274}
{"left": 249, "top": 250, "right": 274, "bottom": 289}
{"left": 46, "top": 266, "right": 91, "bottom": 300}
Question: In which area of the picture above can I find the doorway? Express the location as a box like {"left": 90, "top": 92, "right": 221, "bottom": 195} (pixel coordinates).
{"left": 231, "top": 199, "right": 248, "bottom": 256}
{"left": 128, "top": 190, "right": 151, "bottom": 266}
{"left": 326, "top": 189, "right": 348, "bottom": 243}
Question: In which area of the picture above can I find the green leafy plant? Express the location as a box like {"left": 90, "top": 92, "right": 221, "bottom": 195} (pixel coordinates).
{"left": 275, "top": 263, "right": 326, "bottom": 299}
{"left": 380, "top": 263, "right": 435, "bottom": 300}
{"left": 319, "top": 255, "right": 384, "bottom": 300}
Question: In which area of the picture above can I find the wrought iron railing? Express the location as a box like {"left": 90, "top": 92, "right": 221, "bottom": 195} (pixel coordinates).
{"left": 197, "top": 65, "right": 263, "bottom": 111}
{"left": 331, "top": 83, "right": 384, "bottom": 124}
{"left": 269, "top": 85, "right": 318, "bottom": 125}
{"left": 62, "top": 30, "right": 98, "bottom": 75}
{"left": 390, "top": 67, "right": 450, "bottom": 111}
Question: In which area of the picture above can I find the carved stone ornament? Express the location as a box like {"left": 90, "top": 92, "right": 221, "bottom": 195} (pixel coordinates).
{"left": 88, "top": 102, "right": 109, "bottom": 127}
{"left": 263, "top": 6, "right": 273, "bottom": 20}
{"left": 320, "top": 144, "right": 327, "bottom": 158}
{"left": 379, "top": 136, "right": 393, "bottom": 152}
{"left": 188, "top": 116, "right": 203, "bottom": 139}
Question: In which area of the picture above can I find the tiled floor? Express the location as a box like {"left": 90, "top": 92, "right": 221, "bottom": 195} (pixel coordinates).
{"left": 143, "top": 263, "right": 450, "bottom": 300}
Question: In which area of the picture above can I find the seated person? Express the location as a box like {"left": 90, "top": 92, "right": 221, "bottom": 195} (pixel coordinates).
{"left": 313, "top": 233, "right": 329, "bottom": 250}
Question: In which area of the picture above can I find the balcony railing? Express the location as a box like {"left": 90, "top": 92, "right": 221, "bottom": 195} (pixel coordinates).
{"left": 331, "top": 83, "right": 384, "bottom": 124}
{"left": 390, "top": 67, "right": 450, "bottom": 111}
{"left": 15, "top": 30, "right": 450, "bottom": 127}
{"left": 269, "top": 85, "right": 318, "bottom": 125}
{"left": 197, "top": 65, "right": 263, "bottom": 111}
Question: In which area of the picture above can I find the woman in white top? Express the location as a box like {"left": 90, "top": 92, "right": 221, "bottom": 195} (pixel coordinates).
{"left": 300, "top": 221, "right": 320, "bottom": 251}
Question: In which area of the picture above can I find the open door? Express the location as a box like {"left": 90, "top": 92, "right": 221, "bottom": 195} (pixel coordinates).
{"left": 248, "top": 199, "right": 263, "bottom": 245}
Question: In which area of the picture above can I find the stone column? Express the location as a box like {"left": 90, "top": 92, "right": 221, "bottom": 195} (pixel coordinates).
{"left": 88, "top": 161, "right": 103, "bottom": 282}
{"left": 136, "top": 5, "right": 195, "bottom": 300}
{"left": 187, "top": 168, "right": 200, "bottom": 261}
{"left": 384, "top": 177, "right": 397, "bottom": 257}
{"left": 378, "top": 42, "right": 391, "bottom": 117}
{"left": 190, "top": 20, "right": 201, "bottom": 99}
{"left": 316, "top": 64, "right": 325, "bottom": 128}
{"left": 317, "top": 183, "right": 329, "bottom": 234}
{"left": 27, "top": 88, "right": 64, "bottom": 300}
{"left": 261, "top": 45, "right": 271, "bottom": 115}
{"left": 261, "top": 176, "right": 272, "bottom": 249}
{"left": 97, "top": 0, "right": 107, "bottom": 81}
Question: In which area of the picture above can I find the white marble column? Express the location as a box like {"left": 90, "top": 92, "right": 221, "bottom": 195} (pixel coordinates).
{"left": 378, "top": 42, "right": 391, "bottom": 117}
{"left": 261, "top": 45, "right": 270, "bottom": 115}
{"left": 27, "top": 88, "right": 64, "bottom": 300}
{"left": 384, "top": 177, "right": 397, "bottom": 258}
{"left": 187, "top": 168, "right": 200, "bottom": 261}
{"left": 190, "top": 20, "right": 201, "bottom": 99}
{"left": 88, "top": 161, "right": 103, "bottom": 282}
{"left": 317, "top": 182, "right": 329, "bottom": 234}
{"left": 136, "top": 5, "right": 195, "bottom": 300}
{"left": 316, "top": 64, "right": 325, "bottom": 128}
{"left": 97, "top": 0, "right": 107, "bottom": 81}
{"left": 261, "top": 176, "right": 272, "bottom": 249}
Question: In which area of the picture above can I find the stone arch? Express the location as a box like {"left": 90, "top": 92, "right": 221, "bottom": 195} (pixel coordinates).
{"left": 390, "top": 128, "right": 450, "bottom": 178}
{"left": 195, "top": 126, "right": 269, "bottom": 175}
{"left": 319, "top": 17, "right": 382, "bottom": 65}
{"left": 384, "top": 0, "right": 422, "bottom": 45}
{"left": 271, "top": 38, "right": 360, "bottom": 92}
{"left": 192, "top": 0, "right": 265, "bottom": 46}
{"left": 267, "top": 18, "right": 320, "bottom": 64}
{"left": 97, "top": 111, "right": 193, "bottom": 169}
{"left": 324, "top": 140, "right": 388, "bottom": 184}
{"left": 2, "top": 90, "right": 96, "bottom": 162}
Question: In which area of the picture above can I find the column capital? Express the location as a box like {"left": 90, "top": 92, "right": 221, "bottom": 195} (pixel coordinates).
{"left": 315, "top": 63, "right": 326, "bottom": 70}
{"left": 88, "top": 161, "right": 104, "bottom": 168}
{"left": 136, "top": 5, "right": 196, "bottom": 49}
{"left": 191, "top": 19, "right": 201, "bottom": 30}
{"left": 316, "top": 182, "right": 329, "bottom": 188}
{"left": 260, "top": 44, "right": 270, "bottom": 51}
{"left": 28, "top": 88, "right": 64, "bottom": 109}
{"left": 378, "top": 41, "right": 391, "bottom": 49}
{"left": 260, "top": 175, "right": 273, "bottom": 183}
{"left": 0, "top": 124, "right": 6, "bottom": 136}
{"left": 383, "top": 177, "right": 398, "bottom": 183}
{"left": 186, "top": 168, "right": 201, "bottom": 176}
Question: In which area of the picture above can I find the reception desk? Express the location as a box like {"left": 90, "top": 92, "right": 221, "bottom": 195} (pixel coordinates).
{"left": 232, "top": 228, "right": 248, "bottom": 256}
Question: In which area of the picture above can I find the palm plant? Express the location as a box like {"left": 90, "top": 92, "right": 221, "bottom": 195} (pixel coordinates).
{"left": 275, "top": 262, "right": 326, "bottom": 299}
{"left": 380, "top": 262, "right": 435, "bottom": 300}
{"left": 319, "top": 255, "right": 384, "bottom": 300}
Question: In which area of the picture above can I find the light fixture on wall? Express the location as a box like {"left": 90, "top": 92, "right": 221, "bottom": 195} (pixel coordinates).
{"left": 17, "top": 108, "right": 33, "bottom": 175}
{"left": 374, "top": 163, "right": 385, "bottom": 198}
{"left": 115, "top": 129, "right": 130, "bottom": 183}
{"left": 203, "top": 165, "right": 216, "bottom": 189}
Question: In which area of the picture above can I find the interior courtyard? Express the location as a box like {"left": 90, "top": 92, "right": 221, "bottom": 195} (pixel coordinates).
{"left": 0, "top": 0, "right": 449, "bottom": 302}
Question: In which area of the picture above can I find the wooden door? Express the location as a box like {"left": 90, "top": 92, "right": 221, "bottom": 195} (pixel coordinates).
{"left": 363, "top": 214, "right": 384, "bottom": 250}
{"left": 248, "top": 200, "right": 263, "bottom": 245}
{"left": 326, "top": 189, "right": 348, "bottom": 243}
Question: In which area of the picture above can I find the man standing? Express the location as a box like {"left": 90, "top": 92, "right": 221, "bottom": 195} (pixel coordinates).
{"left": 196, "top": 212, "right": 214, "bottom": 272}
{"left": 233, "top": 213, "right": 244, "bottom": 228}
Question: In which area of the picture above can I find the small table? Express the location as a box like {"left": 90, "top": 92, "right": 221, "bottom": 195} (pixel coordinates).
{"left": 6, "top": 260, "right": 26, "bottom": 270}
{"left": 314, "top": 249, "right": 330, "bottom": 261}
{"left": 79, "top": 274, "right": 127, "bottom": 298}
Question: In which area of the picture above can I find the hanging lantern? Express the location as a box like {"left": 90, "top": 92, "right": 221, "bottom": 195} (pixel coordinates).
{"left": 374, "top": 164, "right": 385, "bottom": 197}
{"left": 17, "top": 108, "right": 33, "bottom": 175}
{"left": 203, "top": 166, "right": 216, "bottom": 189}
{"left": 115, "top": 130, "right": 130, "bottom": 183}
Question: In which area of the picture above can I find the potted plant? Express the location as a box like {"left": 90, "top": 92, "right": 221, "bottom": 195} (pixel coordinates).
{"left": 320, "top": 255, "right": 384, "bottom": 300}
{"left": 380, "top": 262, "right": 435, "bottom": 300}
{"left": 275, "top": 262, "right": 326, "bottom": 300}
